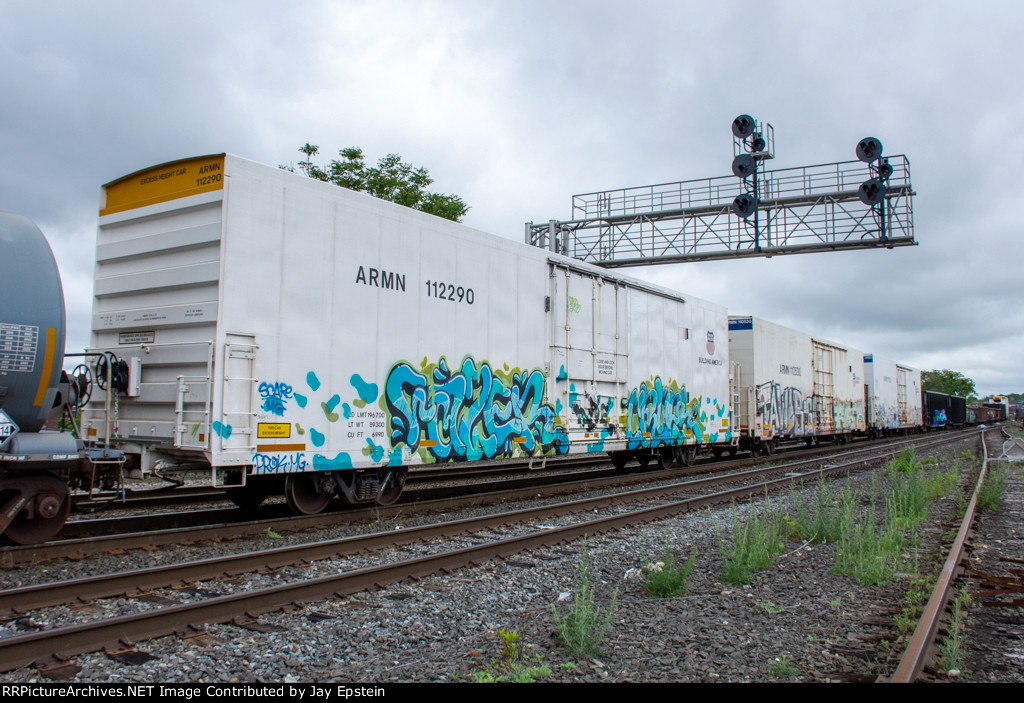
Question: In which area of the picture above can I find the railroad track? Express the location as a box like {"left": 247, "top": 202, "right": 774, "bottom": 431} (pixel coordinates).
{"left": 1, "top": 432, "right": 952, "bottom": 566}
{"left": 888, "top": 426, "right": 1022, "bottom": 682}
{"left": 0, "top": 429, "right": 978, "bottom": 675}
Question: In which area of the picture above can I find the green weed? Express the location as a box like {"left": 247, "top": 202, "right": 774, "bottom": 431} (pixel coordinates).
{"left": 551, "top": 539, "right": 619, "bottom": 658}
{"left": 885, "top": 448, "right": 918, "bottom": 474}
{"left": 768, "top": 655, "right": 798, "bottom": 679}
{"left": 719, "top": 499, "right": 787, "bottom": 585}
{"left": 754, "top": 600, "right": 784, "bottom": 615}
{"left": 978, "top": 463, "right": 1008, "bottom": 510}
{"left": 640, "top": 536, "right": 696, "bottom": 598}
{"left": 938, "top": 586, "right": 973, "bottom": 676}
{"left": 833, "top": 493, "right": 895, "bottom": 585}
{"left": 468, "top": 629, "right": 552, "bottom": 683}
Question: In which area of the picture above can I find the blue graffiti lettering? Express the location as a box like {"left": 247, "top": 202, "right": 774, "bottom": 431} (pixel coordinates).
{"left": 258, "top": 381, "right": 294, "bottom": 416}
{"left": 623, "top": 377, "right": 705, "bottom": 449}
{"left": 384, "top": 355, "right": 569, "bottom": 462}
{"left": 252, "top": 452, "right": 307, "bottom": 474}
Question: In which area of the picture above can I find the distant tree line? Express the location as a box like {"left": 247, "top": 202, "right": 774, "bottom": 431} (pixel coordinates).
{"left": 922, "top": 369, "right": 977, "bottom": 400}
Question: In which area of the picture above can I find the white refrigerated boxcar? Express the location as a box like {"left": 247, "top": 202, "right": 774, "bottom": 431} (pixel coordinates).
{"left": 81, "top": 154, "right": 733, "bottom": 512}
{"left": 728, "top": 316, "right": 864, "bottom": 453}
{"left": 863, "top": 354, "right": 922, "bottom": 436}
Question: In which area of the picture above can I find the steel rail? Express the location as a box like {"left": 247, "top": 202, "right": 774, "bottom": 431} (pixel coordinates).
{"left": 0, "top": 431, "right": 975, "bottom": 673}
{"left": 888, "top": 428, "right": 992, "bottom": 682}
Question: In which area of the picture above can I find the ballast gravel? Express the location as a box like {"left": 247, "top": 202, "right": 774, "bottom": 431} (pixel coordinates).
{"left": 1, "top": 435, "right": 1015, "bottom": 683}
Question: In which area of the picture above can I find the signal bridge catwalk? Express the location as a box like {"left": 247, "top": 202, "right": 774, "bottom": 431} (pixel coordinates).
{"left": 525, "top": 156, "right": 915, "bottom": 266}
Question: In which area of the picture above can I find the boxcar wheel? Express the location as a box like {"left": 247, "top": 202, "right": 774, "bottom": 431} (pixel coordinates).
{"left": 375, "top": 468, "right": 407, "bottom": 506}
{"left": 610, "top": 452, "right": 631, "bottom": 470}
{"left": 676, "top": 446, "right": 697, "bottom": 467}
{"left": 285, "top": 474, "right": 332, "bottom": 515}
{"left": 657, "top": 448, "right": 674, "bottom": 470}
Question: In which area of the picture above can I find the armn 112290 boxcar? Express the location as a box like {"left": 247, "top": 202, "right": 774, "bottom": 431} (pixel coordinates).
{"left": 80, "top": 154, "right": 733, "bottom": 514}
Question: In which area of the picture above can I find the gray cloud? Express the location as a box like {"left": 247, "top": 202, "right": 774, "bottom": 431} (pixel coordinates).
{"left": 2, "top": 0, "right": 1020, "bottom": 395}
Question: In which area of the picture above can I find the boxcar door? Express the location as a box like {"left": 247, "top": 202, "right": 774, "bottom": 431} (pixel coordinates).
{"left": 548, "top": 264, "right": 627, "bottom": 447}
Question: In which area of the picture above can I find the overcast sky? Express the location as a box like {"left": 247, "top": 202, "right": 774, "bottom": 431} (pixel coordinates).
{"left": 2, "top": 0, "right": 1020, "bottom": 395}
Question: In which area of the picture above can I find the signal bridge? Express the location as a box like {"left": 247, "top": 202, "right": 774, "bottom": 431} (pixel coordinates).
{"left": 526, "top": 121, "right": 915, "bottom": 267}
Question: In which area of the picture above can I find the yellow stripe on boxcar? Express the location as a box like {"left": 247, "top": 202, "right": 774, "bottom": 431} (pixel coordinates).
{"left": 100, "top": 154, "right": 226, "bottom": 216}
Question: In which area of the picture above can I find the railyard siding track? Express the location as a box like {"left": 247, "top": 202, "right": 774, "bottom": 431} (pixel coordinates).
{"left": 889, "top": 428, "right": 992, "bottom": 681}
{"left": 961, "top": 426, "right": 1024, "bottom": 681}
{"left": 889, "top": 425, "right": 1024, "bottom": 682}
{"left": 0, "top": 431, "right": 975, "bottom": 674}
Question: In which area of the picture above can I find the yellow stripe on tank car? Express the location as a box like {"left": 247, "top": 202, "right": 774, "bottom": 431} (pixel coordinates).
{"left": 100, "top": 154, "right": 226, "bottom": 216}
{"left": 33, "top": 327, "right": 56, "bottom": 407}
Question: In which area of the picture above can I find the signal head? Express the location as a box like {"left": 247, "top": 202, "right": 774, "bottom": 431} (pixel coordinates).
{"left": 856, "top": 137, "right": 883, "bottom": 163}
{"left": 732, "top": 154, "right": 757, "bottom": 179}
{"left": 877, "top": 158, "right": 893, "bottom": 181}
{"left": 858, "top": 178, "right": 886, "bottom": 206}
{"left": 732, "top": 193, "right": 758, "bottom": 218}
{"left": 732, "top": 114, "right": 756, "bottom": 139}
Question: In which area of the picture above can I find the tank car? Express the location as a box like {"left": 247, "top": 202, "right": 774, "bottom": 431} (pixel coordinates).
{"left": 0, "top": 212, "right": 123, "bottom": 544}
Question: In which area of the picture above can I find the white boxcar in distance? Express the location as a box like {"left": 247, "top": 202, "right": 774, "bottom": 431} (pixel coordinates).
{"left": 729, "top": 316, "right": 864, "bottom": 453}
{"left": 864, "top": 354, "right": 922, "bottom": 436}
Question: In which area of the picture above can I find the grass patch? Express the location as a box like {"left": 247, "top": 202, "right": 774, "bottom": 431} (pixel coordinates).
{"left": 833, "top": 492, "right": 896, "bottom": 585}
{"left": 834, "top": 451, "right": 951, "bottom": 586}
{"left": 786, "top": 476, "right": 848, "bottom": 544}
{"left": 978, "top": 463, "right": 1008, "bottom": 510}
{"left": 753, "top": 600, "right": 784, "bottom": 615}
{"left": 719, "top": 498, "right": 787, "bottom": 585}
{"left": 768, "top": 655, "right": 798, "bottom": 679}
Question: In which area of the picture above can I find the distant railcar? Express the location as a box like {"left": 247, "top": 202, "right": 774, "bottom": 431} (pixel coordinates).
{"left": 922, "top": 391, "right": 967, "bottom": 430}
{"left": 983, "top": 402, "right": 1008, "bottom": 422}
{"left": 948, "top": 395, "right": 966, "bottom": 427}
{"left": 967, "top": 405, "right": 998, "bottom": 424}
{"left": 864, "top": 354, "right": 922, "bottom": 436}
{"left": 729, "top": 316, "right": 864, "bottom": 453}
{"left": 923, "top": 390, "right": 951, "bottom": 430}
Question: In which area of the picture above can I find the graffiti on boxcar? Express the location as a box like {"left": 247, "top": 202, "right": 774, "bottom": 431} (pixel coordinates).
{"left": 873, "top": 402, "right": 899, "bottom": 429}
{"left": 383, "top": 355, "right": 569, "bottom": 462}
{"left": 833, "top": 400, "right": 861, "bottom": 431}
{"left": 569, "top": 383, "right": 615, "bottom": 430}
{"left": 756, "top": 381, "right": 811, "bottom": 436}
{"left": 258, "top": 381, "right": 294, "bottom": 416}
{"left": 252, "top": 451, "right": 307, "bottom": 474}
{"left": 622, "top": 377, "right": 709, "bottom": 449}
